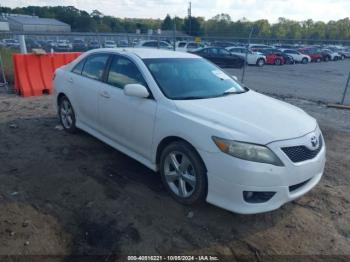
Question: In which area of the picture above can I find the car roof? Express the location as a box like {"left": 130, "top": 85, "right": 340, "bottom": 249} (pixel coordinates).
{"left": 87, "top": 48, "right": 199, "bottom": 59}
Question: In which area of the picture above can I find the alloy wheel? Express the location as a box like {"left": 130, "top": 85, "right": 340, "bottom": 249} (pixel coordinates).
{"left": 163, "top": 151, "right": 197, "bottom": 198}
{"left": 60, "top": 99, "right": 74, "bottom": 129}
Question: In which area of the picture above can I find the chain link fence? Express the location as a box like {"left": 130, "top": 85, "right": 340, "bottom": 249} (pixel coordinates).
{"left": 1, "top": 31, "right": 350, "bottom": 104}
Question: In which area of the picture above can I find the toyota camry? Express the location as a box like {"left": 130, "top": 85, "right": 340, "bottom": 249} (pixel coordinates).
{"left": 53, "top": 48, "right": 326, "bottom": 214}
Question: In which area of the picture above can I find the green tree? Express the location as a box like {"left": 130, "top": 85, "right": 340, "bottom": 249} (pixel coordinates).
{"left": 161, "top": 14, "right": 173, "bottom": 30}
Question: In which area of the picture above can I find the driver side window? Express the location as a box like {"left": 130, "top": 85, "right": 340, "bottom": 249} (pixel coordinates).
{"left": 107, "top": 56, "right": 147, "bottom": 89}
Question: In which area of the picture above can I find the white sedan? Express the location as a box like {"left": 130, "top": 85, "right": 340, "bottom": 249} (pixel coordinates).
{"left": 280, "top": 49, "right": 311, "bottom": 64}
{"left": 226, "top": 46, "right": 266, "bottom": 66}
{"left": 53, "top": 48, "right": 325, "bottom": 214}
{"left": 175, "top": 41, "right": 205, "bottom": 52}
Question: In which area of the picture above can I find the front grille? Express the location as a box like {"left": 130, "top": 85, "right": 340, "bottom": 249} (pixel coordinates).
{"left": 282, "top": 135, "right": 323, "bottom": 163}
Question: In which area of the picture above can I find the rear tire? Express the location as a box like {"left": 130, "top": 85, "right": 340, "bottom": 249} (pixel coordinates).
{"left": 256, "top": 58, "right": 265, "bottom": 67}
{"left": 274, "top": 59, "right": 282, "bottom": 66}
{"left": 160, "top": 141, "right": 207, "bottom": 205}
{"left": 301, "top": 58, "right": 308, "bottom": 64}
{"left": 316, "top": 58, "right": 321, "bottom": 63}
{"left": 58, "top": 96, "right": 77, "bottom": 134}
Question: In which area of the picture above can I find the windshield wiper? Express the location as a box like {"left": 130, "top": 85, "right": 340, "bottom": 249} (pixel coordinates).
{"left": 174, "top": 96, "right": 211, "bottom": 100}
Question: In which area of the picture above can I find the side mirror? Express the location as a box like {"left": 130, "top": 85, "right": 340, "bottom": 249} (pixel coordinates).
{"left": 231, "top": 75, "right": 238, "bottom": 81}
{"left": 124, "top": 84, "right": 150, "bottom": 98}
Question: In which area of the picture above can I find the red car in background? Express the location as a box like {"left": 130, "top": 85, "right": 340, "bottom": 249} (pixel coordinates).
{"left": 299, "top": 48, "right": 322, "bottom": 62}
{"left": 259, "top": 49, "right": 285, "bottom": 65}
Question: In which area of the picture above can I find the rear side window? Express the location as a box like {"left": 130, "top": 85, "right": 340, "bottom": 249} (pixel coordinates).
{"left": 81, "top": 54, "right": 110, "bottom": 81}
{"left": 107, "top": 56, "right": 147, "bottom": 89}
{"left": 72, "top": 59, "right": 85, "bottom": 75}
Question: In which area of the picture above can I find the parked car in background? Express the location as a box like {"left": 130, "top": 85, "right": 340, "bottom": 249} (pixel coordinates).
{"left": 321, "top": 49, "right": 342, "bottom": 61}
{"left": 264, "top": 48, "right": 294, "bottom": 64}
{"left": 280, "top": 49, "right": 311, "bottom": 64}
{"left": 259, "top": 49, "right": 285, "bottom": 65}
{"left": 191, "top": 47, "right": 245, "bottom": 68}
{"left": 118, "top": 40, "right": 129, "bottom": 47}
{"left": 56, "top": 40, "right": 72, "bottom": 52}
{"left": 3, "top": 39, "right": 20, "bottom": 49}
{"left": 211, "top": 41, "right": 236, "bottom": 48}
{"left": 327, "top": 47, "right": 346, "bottom": 60}
{"left": 340, "top": 48, "right": 350, "bottom": 58}
{"left": 44, "top": 40, "right": 56, "bottom": 51}
{"left": 176, "top": 41, "right": 205, "bottom": 52}
{"left": 135, "top": 40, "right": 173, "bottom": 50}
{"left": 53, "top": 48, "right": 325, "bottom": 214}
{"left": 104, "top": 40, "right": 117, "bottom": 48}
{"left": 88, "top": 40, "right": 101, "bottom": 50}
{"left": 226, "top": 46, "right": 266, "bottom": 67}
{"left": 299, "top": 48, "right": 322, "bottom": 62}
{"left": 249, "top": 44, "right": 271, "bottom": 51}
{"left": 72, "top": 39, "right": 87, "bottom": 52}
{"left": 25, "top": 39, "right": 42, "bottom": 51}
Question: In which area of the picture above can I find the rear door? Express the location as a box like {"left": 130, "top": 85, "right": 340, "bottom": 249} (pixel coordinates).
{"left": 69, "top": 53, "right": 110, "bottom": 130}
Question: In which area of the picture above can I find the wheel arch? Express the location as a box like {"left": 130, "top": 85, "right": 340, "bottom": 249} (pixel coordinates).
{"left": 155, "top": 136, "right": 207, "bottom": 172}
{"left": 57, "top": 92, "right": 67, "bottom": 106}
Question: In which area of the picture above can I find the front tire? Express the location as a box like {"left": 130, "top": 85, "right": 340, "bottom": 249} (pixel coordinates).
{"left": 256, "top": 58, "right": 265, "bottom": 67}
{"left": 58, "top": 96, "right": 77, "bottom": 133}
{"left": 160, "top": 141, "right": 207, "bottom": 205}
{"left": 301, "top": 58, "right": 308, "bottom": 64}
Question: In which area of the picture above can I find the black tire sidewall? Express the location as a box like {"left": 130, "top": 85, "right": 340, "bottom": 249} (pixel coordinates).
{"left": 302, "top": 58, "right": 308, "bottom": 64}
{"left": 275, "top": 59, "right": 281, "bottom": 65}
{"left": 58, "top": 97, "right": 77, "bottom": 133}
{"left": 257, "top": 58, "right": 265, "bottom": 67}
{"left": 160, "top": 141, "right": 207, "bottom": 205}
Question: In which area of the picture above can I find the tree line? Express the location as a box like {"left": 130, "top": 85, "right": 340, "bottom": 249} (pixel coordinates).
{"left": 1, "top": 6, "right": 350, "bottom": 40}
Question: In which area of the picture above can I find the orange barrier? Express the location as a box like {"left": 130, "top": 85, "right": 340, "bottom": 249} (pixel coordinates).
{"left": 13, "top": 52, "right": 81, "bottom": 97}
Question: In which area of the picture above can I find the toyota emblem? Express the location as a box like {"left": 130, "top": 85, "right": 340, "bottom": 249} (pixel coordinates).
{"left": 311, "top": 135, "right": 318, "bottom": 148}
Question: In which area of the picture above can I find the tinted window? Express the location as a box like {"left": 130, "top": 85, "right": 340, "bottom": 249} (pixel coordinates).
{"left": 144, "top": 58, "right": 246, "bottom": 100}
{"left": 208, "top": 48, "right": 218, "bottom": 55}
{"left": 144, "top": 41, "right": 157, "bottom": 47}
{"left": 72, "top": 59, "right": 85, "bottom": 75}
{"left": 178, "top": 42, "right": 186, "bottom": 48}
{"left": 218, "top": 49, "right": 230, "bottom": 55}
{"left": 107, "top": 56, "right": 147, "bottom": 89}
{"left": 82, "top": 54, "right": 109, "bottom": 81}
{"left": 230, "top": 48, "right": 240, "bottom": 53}
{"left": 187, "top": 43, "right": 198, "bottom": 49}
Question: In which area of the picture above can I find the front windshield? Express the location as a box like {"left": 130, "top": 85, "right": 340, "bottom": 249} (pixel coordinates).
{"left": 143, "top": 58, "right": 246, "bottom": 100}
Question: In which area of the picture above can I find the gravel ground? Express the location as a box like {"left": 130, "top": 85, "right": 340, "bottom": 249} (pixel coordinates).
{"left": 0, "top": 61, "right": 349, "bottom": 261}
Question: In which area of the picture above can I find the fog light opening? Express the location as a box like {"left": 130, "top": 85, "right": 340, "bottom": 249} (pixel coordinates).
{"left": 243, "top": 191, "right": 276, "bottom": 203}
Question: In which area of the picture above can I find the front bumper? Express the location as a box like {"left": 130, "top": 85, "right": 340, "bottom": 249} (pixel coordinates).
{"left": 198, "top": 131, "right": 326, "bottom": 214}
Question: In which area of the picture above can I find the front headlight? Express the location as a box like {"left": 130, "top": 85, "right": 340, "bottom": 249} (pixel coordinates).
{"left": 212, "top": 137, "right": 284, "bottom": 166}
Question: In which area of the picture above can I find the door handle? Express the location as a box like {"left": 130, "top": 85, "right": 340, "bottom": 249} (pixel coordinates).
{"left": 100, "top": 91, "right": 110, "bottom": 98}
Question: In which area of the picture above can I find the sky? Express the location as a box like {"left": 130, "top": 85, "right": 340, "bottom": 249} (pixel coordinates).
{"left": 1, "top": 0, "right": 350, "bottom": 23}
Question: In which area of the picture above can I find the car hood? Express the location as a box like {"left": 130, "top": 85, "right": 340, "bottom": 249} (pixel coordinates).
{"left": 174, "top": 90, "right": 317, "bottom": 145}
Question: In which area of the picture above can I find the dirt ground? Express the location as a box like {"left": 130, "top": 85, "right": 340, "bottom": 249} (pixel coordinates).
{"left": 0, "top": 91, "right": 350, "bottom": 261}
